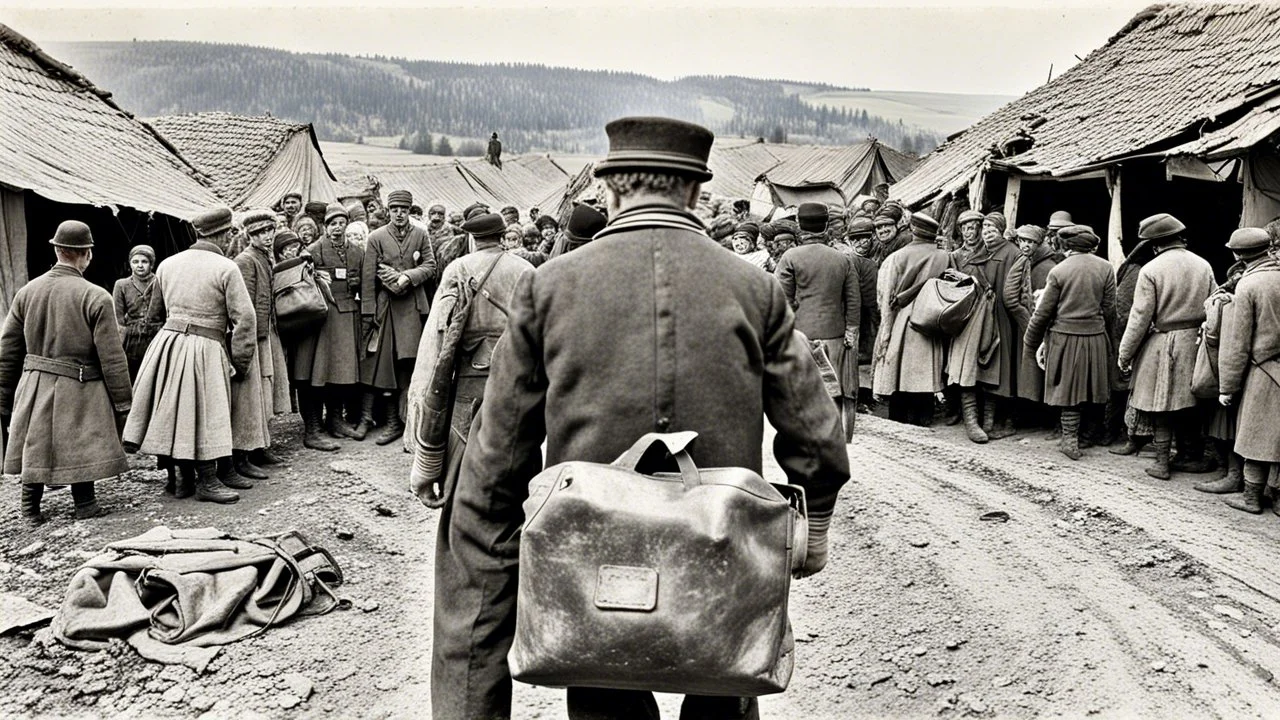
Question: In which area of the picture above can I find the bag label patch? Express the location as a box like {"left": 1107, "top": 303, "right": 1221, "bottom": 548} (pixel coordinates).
{"left": 594, "top": 565, "right": 658, "bottom": 611}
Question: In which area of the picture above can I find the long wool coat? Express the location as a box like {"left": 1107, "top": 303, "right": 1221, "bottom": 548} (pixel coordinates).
{"left": 430, "top": 206, "right": 850, "bottom": 719}
{"left": 361, "top": 222, "right": 437, "bottom": 388}
{"left": 1023, "top": 253, "right": 1117, "bottom": 407}
{"left": 232, "top": 244, "right": 280, "bottom": 447}
{"left": 294, "top": 238, "right": 364, "bottom": 387}
{"left": 872, "top": 238, "right": 951, "bottom": 395}
{"left": 1004, "top": 245, "right": 1058, "bottom": 402}
{"left": 124, "top": 242, "right": 257, "bottom": 461}
{"left": 776, "top": 239, "right": 861, "bottom": 398}
{"left": 1218, "top": 258, "right": 1280, "bottom": 462}
{"left": 0, "top": 265, "right": 132, "bottom": 484}
{"left": 1117, "top": 245, "right": 1215, "bottom": 413}
{"left": 948, "top": 238, "right": 1021, "bottom": 396}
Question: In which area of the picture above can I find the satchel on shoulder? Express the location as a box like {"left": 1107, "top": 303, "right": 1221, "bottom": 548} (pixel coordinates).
{"left": 509, "top": 432, "right": 808, "bottom": 697}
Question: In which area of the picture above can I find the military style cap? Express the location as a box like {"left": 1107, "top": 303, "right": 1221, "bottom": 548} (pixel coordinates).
{"left": 873, "top": 214, "right": 898, "bottom": 227}
{"left": 192, "top": 206, "right": 234, "bottom": 238}
{"left": 1047, "top": 210, "right": 1074, "bottom": 230}
{"left": 1058, "top": 224, "right": 1100, "bottom": 251}
{"left": 1226, "top": 227, "right": 1271, "bottom": 251}
{"left": 387, "top": 190, "right": 413, "bottom": 208}
{"left": 1138, "top": 213, "right": 1186, "bottom": 241}
{"left": 324, "top": 202, "right": 350, "bottom": 225}
{"left": 797, "top": 203, "right": 829, "bottom": 232}
{"left": 848, "top": 218, "right": 876, "bottom": 238}
{"left": 565, "top": 204, "right": 607, "bottom": 242}
{"left": 461, "top": 212, "right": 506, "bottom": 240}
{"left": 910, "top": 212, "right": 940, "bottom": 242}
{"left": 957, "top": 210, "right": 985, "bottom": 226}
{"left": 593, "top": 117, "right": 714, "bottom": 182}
{"left": 49, "top": 220, "right": 93, "bottom": 248}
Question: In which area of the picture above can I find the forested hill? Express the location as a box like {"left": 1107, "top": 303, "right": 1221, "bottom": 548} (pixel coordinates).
{"left": 49, "top": 40, "right": 943, "bottom": 154}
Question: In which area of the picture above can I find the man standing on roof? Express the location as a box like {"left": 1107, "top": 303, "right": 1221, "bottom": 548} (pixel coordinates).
{"left": 361, "top": 189, "right": 437, "bottom": 446}
{"left": 1, "top": 221, "right": 131, "bottom": 523}
{"left": 486, "top": 132, "right": 503, "bottom": 169}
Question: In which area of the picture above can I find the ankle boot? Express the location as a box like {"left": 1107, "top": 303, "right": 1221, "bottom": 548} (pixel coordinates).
{"left": 375, "top": 391, "right": 405, "bottom": 446}
{"left": 1110, "top": 434, "right": 1149, "bottom": 456}
{"left": 1195, "top": 452, "right": 1244, "bottom": 494}
{"left": 234, "top": 450, "right": 269, "bottom": 480}
{"left": 326, "top": 397, "right": 361, "bottom": 440}
{"left": 72, "top": 482, "right": 109, "bottom": 519}
{"left": 961, "top": 390, "right": 988, "bottom": 444}
{"left": 1171, "top": 432, "right": 1216, "bottom": 473}
{"left": 164, "top": 463, "right": 178, "bottom": 496}
{"left": 1146, "top": 425, "right": 1172, "bottom": 480}
{"left": 985, "top": 398, "right": 1016, "bottom": 441}
{"left": 195, "top": 461, "right": 239, "bottom": 504}
{"left": 251, "top": 446, "right": 285, "bottom": 465}
{"left": 1225, "top": 462, "right": 1267, "bottom": 514}
{"left": 351, "top": 392, "right": 376, "bottom": 441}
{"left": 1059, "top": 410, "right": 1083, "bottom": 461}
{"left": 217, "top": 456, "right": 255, "bottom": 489}
{"left": 21, "top": 484, "right": 44, "bottom": 525}
{"left": 174, "top": 462, "right": 196, "bottom": 499}
{"left": 302, "top": 391, "right": 340, "bottom": 452}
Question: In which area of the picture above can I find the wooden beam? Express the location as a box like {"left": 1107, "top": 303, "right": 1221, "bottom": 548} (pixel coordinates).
{"left": 1003, "top": 175, "right": 1022, "bottom": 226}
{"left": 1107, "top": 167, "right": 1124, "bottom": 269}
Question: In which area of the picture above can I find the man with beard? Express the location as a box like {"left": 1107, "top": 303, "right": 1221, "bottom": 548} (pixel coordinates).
{"left": 361, "top": 189, "right": 437, "bottom": 446}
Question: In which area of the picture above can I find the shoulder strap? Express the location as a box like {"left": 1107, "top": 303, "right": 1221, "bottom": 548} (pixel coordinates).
{"left": 464, "top": 253, "right": 508, "bottom": 318}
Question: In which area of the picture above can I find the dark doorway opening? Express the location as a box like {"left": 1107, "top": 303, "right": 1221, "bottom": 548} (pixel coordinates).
{"left": 1119, "top": 160, "right": 1242, "bottom": 280}
{"left": 1016, "top": 175, "right": 1112, "bottom": 255}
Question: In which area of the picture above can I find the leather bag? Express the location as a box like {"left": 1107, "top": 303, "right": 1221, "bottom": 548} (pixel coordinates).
{"left": 272, "top": 257, "right": 328, "bottom": 336}
{"left": 509, "top": 432, "right": 808, "bottom": 697}
{"left": 909, "top": 270, "right": 980, "bottom": 337}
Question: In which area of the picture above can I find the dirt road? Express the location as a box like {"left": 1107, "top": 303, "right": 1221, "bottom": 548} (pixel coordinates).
{"left": 3, "top": 414, "right": 1280, "bottom": 718}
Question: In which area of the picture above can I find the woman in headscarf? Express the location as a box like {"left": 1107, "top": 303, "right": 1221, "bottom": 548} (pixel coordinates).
{"left": 112, "top": 244, "right": 165, "bottom": 381}
{"left": 1191, "top": 253, "right": 1249, "bottom": 494}
{"left": 293, "top": 215, "right": 320, "bottom": 247}
{"left": 1023, "top": 225, "right": 1116, "bottom": 460}
{"left": 731, "top": 221, "right": 772, "bottom": 270}
{"left": 947, "top": 211, "right": 1022, "bottom": 443}
{"left": 1004, "top": 225, "right": 1058, "bottom": 414}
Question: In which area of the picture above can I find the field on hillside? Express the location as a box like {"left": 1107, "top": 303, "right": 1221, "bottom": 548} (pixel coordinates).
{"left": 800, "top": 89, "right": 1015, "bottom": 136}
{"left": 319, "top": 141, "right": 597, "bottom": 177}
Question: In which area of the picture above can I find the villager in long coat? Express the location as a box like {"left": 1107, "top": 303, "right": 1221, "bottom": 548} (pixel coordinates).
{"left": 1, "top": 221, "right": 131, "bottom": 522}
{"left": 431, "top": 117, "right": 849, "bottom": 720}
{"left": 231, "top": 210, "right": 284, "bottom": 479}
{"left": 426, "top": 203, "right": 467, "bottom": 279}
{"left": 776, "top": 202, "right": 860, "bottom": 441}
{"left": 1216, "top": 228, "right": 1280, "bottom": 514}
{"left": 1193, "top": 258, "right": 1248, "bottom": 496}
{"left": 404, "top": 212, "right": 534, "bottom": 490}
{"left": 1023, "top": 225, "right": 1116, "bottom": 461}
{"left": 947, "top": 212, "right": 1021, "bottom": 443}
{"left": 872, "top": 213, "right": 951, "bottom": 425}
{"left": 112, "top": 244, "right": 165, "bottom": 380}
{"left": 1117, "top": 214, "right": 1216, "bottom": 480}
{"left": 124, "top": 207, "right": 257, "bottom": 505}
{"left": 360, "top": 189, "right": 437, "bottom": 446}
{"left": 1003, "top": 225, "right": 1058, "bottom": 405}
{"left": 1109, "top": 238, "right": 1158, "bottom": 456}
{"left": 845, "top": 219, "right": 882, "bottom": 393}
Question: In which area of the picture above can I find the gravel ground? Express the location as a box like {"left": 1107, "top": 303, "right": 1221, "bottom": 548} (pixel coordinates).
{"left": 3, "top": 413, "right": 1280, "bottom": 718}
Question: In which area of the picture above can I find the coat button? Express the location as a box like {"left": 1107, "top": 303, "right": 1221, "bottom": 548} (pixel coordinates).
{"left": 656, "top": 417, "right": 671, "bottom": 430}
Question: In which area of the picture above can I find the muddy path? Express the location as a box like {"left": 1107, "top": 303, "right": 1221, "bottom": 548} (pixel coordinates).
{"left": 3, "top": 414, "right": 1280, "bottom": 718}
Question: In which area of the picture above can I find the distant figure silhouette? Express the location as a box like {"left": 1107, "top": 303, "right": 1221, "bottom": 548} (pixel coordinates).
{"left": 486, "top": 132, "right": 502, "bottom": 169}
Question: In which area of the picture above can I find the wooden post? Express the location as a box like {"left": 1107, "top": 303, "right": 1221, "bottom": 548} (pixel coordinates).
{"left": 1003, "top": 174, "right": 1021, "bottom": 227}
{"left": 1107, "top": 167, "right": 1124, "bottom": 269}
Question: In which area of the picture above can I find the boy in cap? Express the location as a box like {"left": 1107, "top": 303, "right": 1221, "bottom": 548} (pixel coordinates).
{"left": 360, "top": 189, "right": 437, "bottom": 445}
{"left": 1, "top": 221, "right": 132, "bottom": 522}
{"left": 430, "top": 117, "right": 848, "bottom": 720}
{"left": 112, "top": 244, "right": 165, "bottom": 381}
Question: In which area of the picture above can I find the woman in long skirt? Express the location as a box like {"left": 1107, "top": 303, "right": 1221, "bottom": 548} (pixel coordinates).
{"left": 1023, "top": 225, "right": 1117, "bottom": 460}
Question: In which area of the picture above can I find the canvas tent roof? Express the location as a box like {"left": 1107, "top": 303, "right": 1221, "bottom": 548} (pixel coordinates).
{"left": 0, "top": 24, "right": 220, "bottom": 219}
{"left": 891, "top": 3, "right": 1280, "bottom": 208}
{"left": 360, "top": 157, "right": 567, "bottom": 214}
{"left": 756, "top": 140, "right": 919, "bottom": 205}
{"left": 150, "top": 112, "right": 340, "bottom": 209}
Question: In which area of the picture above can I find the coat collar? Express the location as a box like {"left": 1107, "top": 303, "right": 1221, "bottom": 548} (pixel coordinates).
{"left": 594, "top": 204, "right": 706, "bottom": 241}
{"left": 1027, "top": 241, "right": 1056, "bottom": 267}
{"left": 48, "top": 263, "right": 84, "bottom": 278}
{"left": 190, "top": 240, "right": 225, "bottom": 256}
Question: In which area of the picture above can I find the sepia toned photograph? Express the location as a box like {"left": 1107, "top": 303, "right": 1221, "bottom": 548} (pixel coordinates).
{"left": 1, "top": 1, "right": 1279, "bottom": 717}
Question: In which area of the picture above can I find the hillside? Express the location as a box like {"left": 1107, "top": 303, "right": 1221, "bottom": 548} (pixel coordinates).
{"left": 46, "top": 41, "right": 1006, "bottom": 156}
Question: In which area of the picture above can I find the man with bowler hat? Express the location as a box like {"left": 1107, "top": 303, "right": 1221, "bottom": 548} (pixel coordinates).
{"left": 361, "top": 189, "right": 437, "bottom": 445}
{"left": 0, "top": 221, "right": 132, "bottom": 522}
{"left": 429, "top": 117, "right": 850, "bottom": 719}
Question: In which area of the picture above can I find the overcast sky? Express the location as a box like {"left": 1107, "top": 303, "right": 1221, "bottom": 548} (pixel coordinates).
{"left": 2, "top": 0, "right": 1165, "bottom": 96}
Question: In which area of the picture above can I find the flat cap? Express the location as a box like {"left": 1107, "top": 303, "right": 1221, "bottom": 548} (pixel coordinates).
{"left": 957, "top": 210, "right": 985, "bottom": 226}
{"left": 192, "top": 206, "right": 234, "bottom": 238}
{"left": 847, "top": 218, "right": 876, "bottom": 238}
{"left": 387, "top": 190, "right": 413, "bottom": 208}
{"left": 281, "top": 189, "right": 302, "bottom": 203}
{"left": 461, "top": 212, "right": 506, "bottom": 240}
{"left": 49, "top": 220, "right": 93, "bottom": 248}
{"left": 241, "top": 209, "right": 276, "bottom": 232}
{"left": 1138, "top": 213, "right": 1186, "bottom": 241}
{"left": 566, "top": 204, "right": 608, "bottom": 242}
{"left": 594, "top": 116, "right": 714, "bottom": 182}
{"left": 1058, "top": 224, "right": 1100, "bottom": 251}
{"left": 797, "top": 202, "right": 829, "bottom": 233}
{"left": 1226, "top": 227, "right": 1271, "bottom": 251}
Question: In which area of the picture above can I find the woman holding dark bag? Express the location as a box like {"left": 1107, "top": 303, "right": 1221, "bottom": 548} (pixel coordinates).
{"left": 112, "top": 245, "right": 165, "bottom": 381}
{"left": 1023, "top": 225, "right": 1117, "bottom": 460}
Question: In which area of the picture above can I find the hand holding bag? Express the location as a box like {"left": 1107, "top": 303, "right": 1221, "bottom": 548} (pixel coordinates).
{"left": 509, "top": 432, "right": 807, "bottom": 697}
{"left": 272, "top": 257, "right": 328, "bottom": 336}
{"left": 909, "top": 270, "right": 979, "bottom": 337}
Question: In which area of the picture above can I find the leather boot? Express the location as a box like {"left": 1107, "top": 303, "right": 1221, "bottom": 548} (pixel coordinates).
{"left": 1195, "top": 452, "right": 1244, "bottom": 494}
{"left": 21, "top": 484, "right": 44, "bottom": 525}
{"left": 217, "top": 456, "right": 255, "bottom": 489}
{"left": 1110, "top": 434, "right": 1149, "bottom": 456}
{"left": 986, "top": 398, "right": 1016, "bottom": 441}
{"left": 1171, "top": 429, "right": 1216, "bottom": 473}
{"left": 233, "top": 450, "right": 269, "bottom": 480}
{"left": 326, "top": 396, "right": 361, "bottom": 440}
{"left": 302, "top": 390, "right": 340, "bottom": 452}
{"left": 1225, "top": 462, "right": 1267, "bottom": 514}
{"left": 251, "top": 446, "right": 285, "bottom": 465}
{"left": 164, "top": 462, "right": 178, "bottom": 496}
{"left": 195, "top": 461, "right": 239, "bottom": 504}
{"left": 1146, "top": 423, "right": 1172, "bottom": 480}
{"left": 961, "top": 390, "right": 988, "bottom": 444}
{"left": 1059, "top": 409, "right": 1083, "bottom": 461}
{"left": 375, "top": 391, "right": 405, "bottom": 446}
{"left": 72, "top": 482, "right": 109, "bottom": 519}
{"left": 174, "top": 462, "right": 195, "bottom": 499}
{"left": 351, "top": 392, "right": 376, "bottom": 441}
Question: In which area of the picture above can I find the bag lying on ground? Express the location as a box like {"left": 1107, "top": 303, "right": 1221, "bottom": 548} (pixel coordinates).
{"left": 52, "top": 526, "right": 345, "bottom": 672}
{"left": 509, "top": 432, "right": 807, "bottom": 697}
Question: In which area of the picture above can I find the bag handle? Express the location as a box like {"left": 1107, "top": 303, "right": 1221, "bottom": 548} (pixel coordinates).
{"left": 613, "top": 431, "right": 701, "bottom": 489}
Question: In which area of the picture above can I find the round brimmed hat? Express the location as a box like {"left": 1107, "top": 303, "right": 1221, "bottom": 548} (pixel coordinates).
{"left": 324, "top": 202, "right": 350, "bottom": 225}
{"left": 848, "top": 218, "right": 876, "bottom": 238}
{"left": 565, "top": 204, "right": 607, "bottom": 242}
{"left": 1138, "top": 213, "right": 1186, "bottom": 241}
{"left": 241, "top": 209, "right": 276, "bottom": 233}
{"left": 49, "top": 220, "right": 94, "bottom": 248}
{"left": 797, "top": 203, "right": 829, "bottom": 233}
{"left": 910, "top": 212, "right": 939, "bottom": 242}
{"left": 461, "top": 212, "right": 506, "bottom": 240}
{"left": 128, "top": 244, "right": 156, "bottom": 263}
{"left": 274, "top": 229, "right": 302, "bottom": 253}
{"left": 192, "top": 207, "right": 234, "bottom": 238}
{"left": 1047, "top": 211, "right": 1074, "bottom": 230}
{"left": 387, "top": 190, "right": 414, "bottom": 208}
{"left": 1226, "top": 227, "right": 1270, "bottom": 251}
{"left": 1058, "top": 224, "right": 1100, "bottom": 251}
{"left": 593, "top": 117, "right": 714, "bottom": 182}
{"left": 957, "top": 210, "right": 985, "bottom": 226}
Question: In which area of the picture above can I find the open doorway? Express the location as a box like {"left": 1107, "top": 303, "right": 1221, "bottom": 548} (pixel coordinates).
{"left": 1120, "top": 160, "right": 1242, "bottom": 279}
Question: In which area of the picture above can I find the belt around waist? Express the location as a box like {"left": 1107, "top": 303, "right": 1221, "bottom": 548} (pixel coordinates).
{"left": 1151, "top": 320, "right": 1201, "bottom": 333}
{"left": 164, "top": 319, "right": 225, "bottom": 342}
{"left": 23, "top": 355, "right": 102, "bottom": 382}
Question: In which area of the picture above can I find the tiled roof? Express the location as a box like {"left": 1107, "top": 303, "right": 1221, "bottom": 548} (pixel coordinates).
{"left": 0, "top": 25, "right": 220, "bottom": 219}
{"left": 149, "top": 112, "right": 338, "bottom": 207}
{"left": 891, "top": 3, "right": 1280, "bottom": 208}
